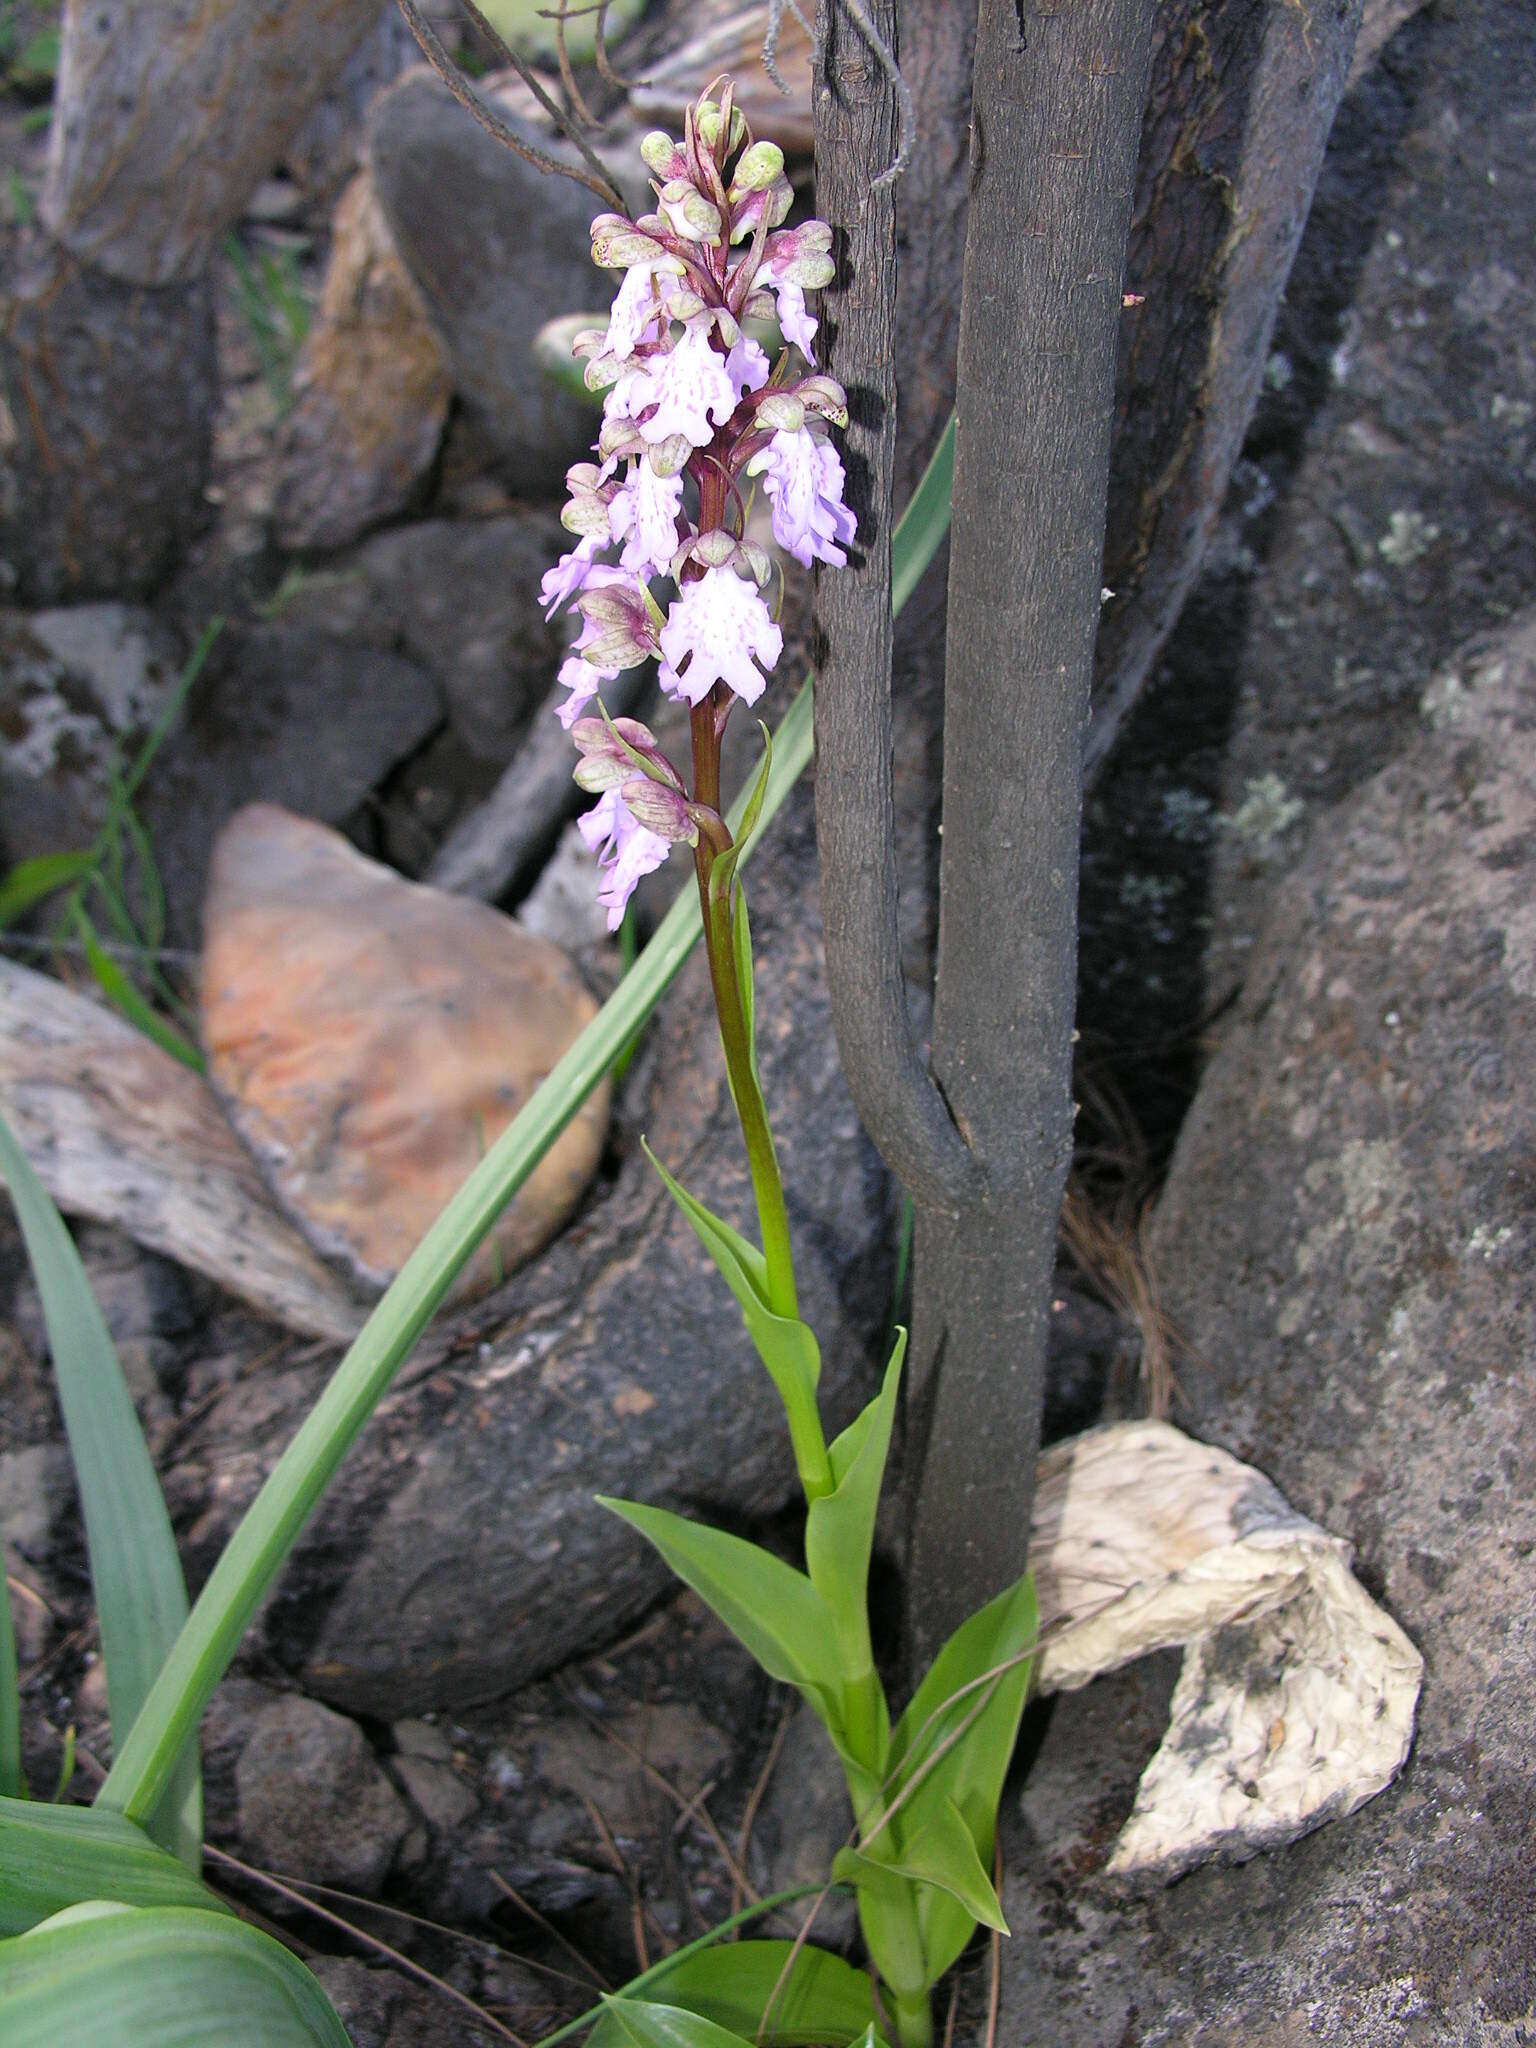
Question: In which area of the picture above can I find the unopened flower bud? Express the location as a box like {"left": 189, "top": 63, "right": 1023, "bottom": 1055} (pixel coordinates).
{"left": 619, "top": 776, "right": 700, "bottom": 845}
{"left": 659, "top": 179, "right": 723, "bottom": 243}
{"left": 640, "top": 130, "right": 686, "bottom": 178}
{"left": 753, "top": 391, "right": 806, "bottom": 434}
{"left": 731, "top": 140, "right": 785, "bottom": 192}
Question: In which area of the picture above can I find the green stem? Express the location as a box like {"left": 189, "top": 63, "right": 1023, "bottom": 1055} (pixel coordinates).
{"left": 892, "top": 1986, "right": 934, "bottom": 2048}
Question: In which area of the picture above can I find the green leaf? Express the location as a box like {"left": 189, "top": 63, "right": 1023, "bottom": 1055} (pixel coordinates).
{"left": 597, "top": 1499, "right": 842, "bottom": 1710}
{"left": 732, "top": 882, "right": 757, "bottom": 1082}
{"left": 643, "top": 1145, "right": 821, "bottom": 1410}
{"left": 0, "top": 1902, "right": 351, "bottom": 2046}
{"left": 0, "top": 1574, "right": 19, "bottom": 1802}
{"left": 586, "top": 1941, "right": 880, "bottom": 2048}
{"left": 74, "top": 911, "right": 205, "bottom": 1073}
{"left": 0, "top": 1115, "right": 202, "bottom": 1869}
{"left": 0, "top": 1799, "right": 226, "bottom": 1937}
{"left": 834, "top": 1796, "right": 1007, "bottom": 1934}
{"left": 0, "top": 852, "right": 96, "bottom": 931}
{"left": 805, "top": 1335, "right": 905, "bottom": 1671}
{"left": 885, "top": 1572, "right": 1038, "bottom": 1981}
{"left": 96, "top": 418, "right": 954, "bottom": 1831}
{"left": 594, "top": 1999, "right": 757, "bottom": 2048}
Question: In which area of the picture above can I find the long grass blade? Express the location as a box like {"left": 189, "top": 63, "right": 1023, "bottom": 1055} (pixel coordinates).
{"left": 96, "top": 417, "right": 958, "bottom": 1829}
{"left": 0, "top": 1116, "right": 202, "bottom": 1868}
{"left": 73, "top": 908, "right": 205, "bottom": 1074}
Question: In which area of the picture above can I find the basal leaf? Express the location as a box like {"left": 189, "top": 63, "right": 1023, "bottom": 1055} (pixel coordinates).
{"left": 585, "top": 1940, "right": 880, "bottom": 2048}
{"left": 596, "top": 1997, "right": 756, "bottom": 2048}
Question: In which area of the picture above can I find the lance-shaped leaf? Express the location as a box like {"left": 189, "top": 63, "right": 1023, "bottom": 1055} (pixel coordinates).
{"left": 585, "top": 1940, "right": 881, "bottom": 2048}
{"left": 643, "top": 1145, "right": 821, "bottom": 1413}
{"left": 884, "top": 1571, "right": 1038, "bottom": 1982}
{"left": 833, "top": 1795, "right": 1007, "bottom": 1935}
{"left": 805, "top": 1337, "right": 905, "bottom": 1676}
{"left": 597, "top": 1499, "right": 842, "bottom": 1718}
{"left": 596, "top": 1999, "right": 754, "bottom": 2048}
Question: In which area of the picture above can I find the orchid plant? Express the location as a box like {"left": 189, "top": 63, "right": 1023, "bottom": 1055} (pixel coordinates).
{"left": 545, "top": 83, "right": 1040, "bottom": 2048}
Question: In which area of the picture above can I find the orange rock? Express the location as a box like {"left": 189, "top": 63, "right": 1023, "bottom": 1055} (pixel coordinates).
{"left": 201, "top": 805, "right": 609, "bottom": 1302}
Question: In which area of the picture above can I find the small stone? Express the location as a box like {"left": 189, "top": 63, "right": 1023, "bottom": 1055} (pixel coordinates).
{"left": 201, "top": 805, "right": 609, "bottom": 1299}
{"left": 392, "top": 1717, "right": 453, "bottom": 1763}
{"left": 748, "top": 1700, "right": 857, "bottom": 1944}
{"left": 0, "top": 1445, "right": 70, "bottom": 1561}
{"left": 235, "top": 1692, "right": 410, "bottom": 1894}
{"left": 274, "top": 170, "right": 452, "bottom": 552}
{"left": 393, "top": 1754, "right": 477, "bottom": 1833}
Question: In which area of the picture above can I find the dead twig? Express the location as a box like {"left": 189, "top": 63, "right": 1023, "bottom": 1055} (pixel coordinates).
{"left": 397, "top": 0, "right": 627, "bottom": 214}
{"left": 489, "top": 1869, "right": 612, "bottom": 1992}
{"left": 205, "top": 1843, "right": 529, "bottom": 2047}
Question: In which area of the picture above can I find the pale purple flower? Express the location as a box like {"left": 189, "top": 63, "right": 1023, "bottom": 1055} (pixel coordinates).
{"left": 540, "top": 534, "right": 604, "bottom": 618}
{"left": 578, "top": 786, "right": 671, "bottom": 929}
{"left": 769, "top": 278, "right": 818, "bottom": 364}
{"left": 749, "top": 427, "right": 857, "bottom": 568}
{"left": 609, "top": 459, "right": 686, "bottom": 579}
{"left": 725, "top": 334, "right": 770, "bottom": 398}
{"left": 608, "top": 325, "right": 738, "bottom": 448}
{"left": 658, "top": 566, "right": 783, "bottom": 708}
{"left": 554, "top": 650, "right": 617, "bottom": 730}
{"left": 605, "top": 260, "right": 670, "bottom": 361}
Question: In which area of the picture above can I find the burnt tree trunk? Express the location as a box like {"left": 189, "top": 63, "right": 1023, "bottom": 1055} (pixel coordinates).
{"left": 1, "top": 0, "right": 382, "bottom": 603}
{"left": 903, "top": 0, "right": 1156, "bottom": 1663}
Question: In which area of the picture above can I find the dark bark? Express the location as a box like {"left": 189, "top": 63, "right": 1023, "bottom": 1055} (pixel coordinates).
{"left": 811, "top": 0, "right": 981, "bottom": 1219}
{"left": 886, "top": 0, "right": 1364, "bottom": 786}
{"left": 1087, "top": 0, "right": 1364, "bottom": 777}
{"left": 904, "top": 0, "right": 1157, "bottom": 1666}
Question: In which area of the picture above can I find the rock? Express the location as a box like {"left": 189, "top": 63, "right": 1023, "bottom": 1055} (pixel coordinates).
{"left": 526, "top": 1701, "right": 732, "bottom": 1844}
{"left": 273, "top": 170, "right": 452, "bottom": 553}
{"left": 171, "top": 790, "right": 898, "bottom": 1711}
{"left": 200, "top": 804, "right": 609, "bottom": 1299}
{"left": 393, "top": 1753, "right": 478, "bottom": 1834}
{"left": 0, "top": 956, "right": 365, "bottom": 1343}
{"left": 136, "top": 622, "right": 442, "bottom": 942}
{"left": 0, "top": 603, "right": 187, "bottom": 869}
{"left": 234, "top": 1691, "right": 411, "bottom": 1894}
{"left": 277, "top": 512, "right": 566, "bottom": 764}
{"left": 41, "top": 0, "right": 383, "bottom": 287}
{"left": 747, "top": 1701, "right": 858, "bottom": 1945}
{"left": 999, "top": 614, "right": 1536, "bottom": 2042}
{"left": 0, "top": 249, "right": 217, "bottom": 605}
{"left": 367, "top": 70, "right": 628, "bottom": 498}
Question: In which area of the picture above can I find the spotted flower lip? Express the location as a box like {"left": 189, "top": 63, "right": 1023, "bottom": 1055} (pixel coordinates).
{"left": 608, "top": 324, "right": 741, "bottom": 448}
{"left": 658, "top": 566, "right": 784, "bottom": 709}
